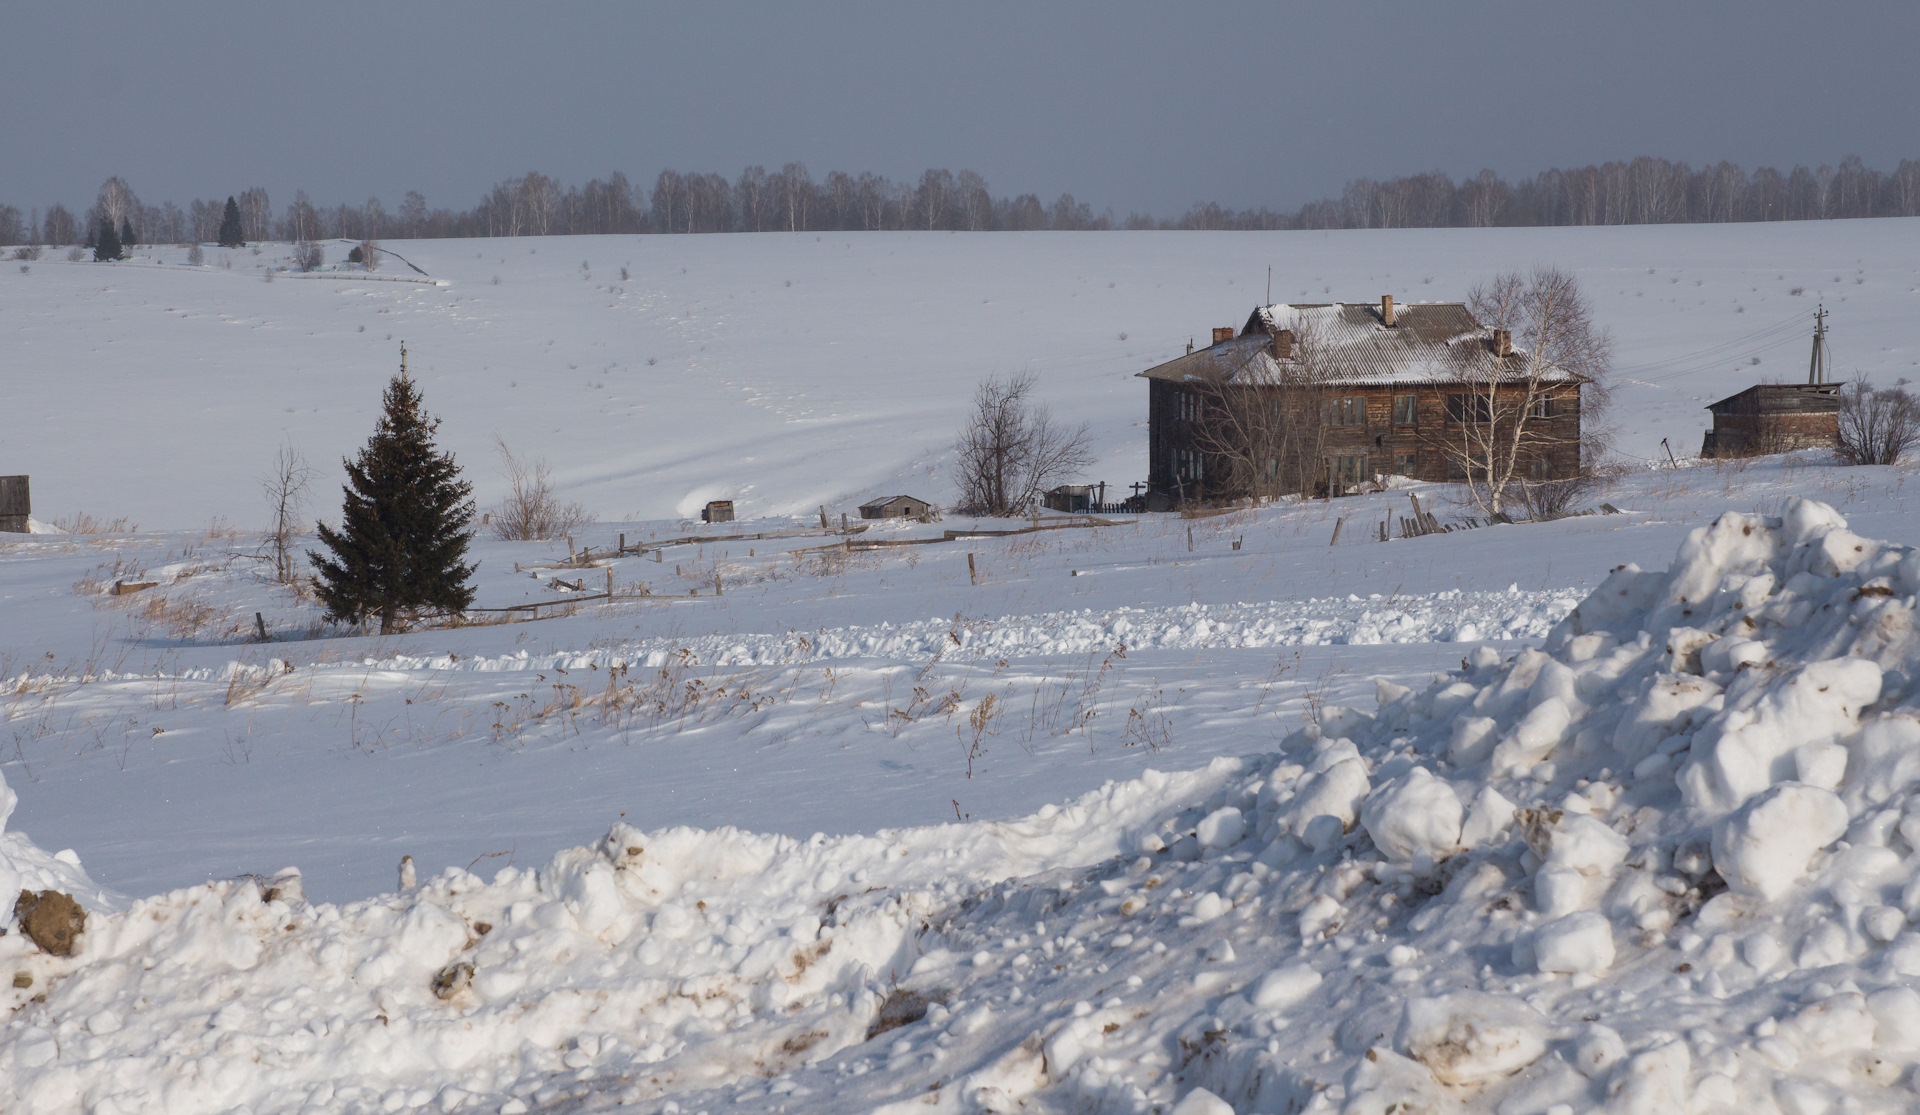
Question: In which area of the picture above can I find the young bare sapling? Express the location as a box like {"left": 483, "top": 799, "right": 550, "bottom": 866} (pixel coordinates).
{"left": 262, "top": 443, "right": 315, "bottom": 584}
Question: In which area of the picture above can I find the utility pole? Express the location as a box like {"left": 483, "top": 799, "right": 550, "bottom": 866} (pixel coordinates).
{"left": 1808, "top": 304, "right": 1828, "bottom": 385}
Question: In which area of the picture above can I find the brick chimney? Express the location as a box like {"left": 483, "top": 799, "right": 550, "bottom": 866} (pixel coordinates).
{"left": 1492, "top": 328, "right": 1512, "bottom": 357}
{"left": 1211, "top": 326, "right": 1235, "bottom": 345}
{"left": 1381, "top": 295, "right": 1395, "bottom": 327}
{"left": 1271, "top": 329, "right": 1294, "bottom": 359}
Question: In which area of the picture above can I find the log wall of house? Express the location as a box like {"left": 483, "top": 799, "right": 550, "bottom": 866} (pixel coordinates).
{"left": 1703, "top": 411, "right": 1840, "bottom": 457}
{"left": 1146, "top": 382, "right": 1583, "bottom": 498}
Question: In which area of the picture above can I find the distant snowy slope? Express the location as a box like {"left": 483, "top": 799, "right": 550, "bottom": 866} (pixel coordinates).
{"left": 3, "top": 222, "right": 1917, "bottom": 527}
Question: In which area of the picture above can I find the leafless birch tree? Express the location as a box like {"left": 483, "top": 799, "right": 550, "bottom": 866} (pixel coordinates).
{"left": 1439, "top": 267, "right": 1611, "bottom": 514}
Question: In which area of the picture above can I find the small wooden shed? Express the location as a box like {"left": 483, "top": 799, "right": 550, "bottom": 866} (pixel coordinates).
{"left": 1700, "top": 383, "right": 1842, "bottom": 458}
{"left": 1043, "top": 483, "right": 1108, "bottom": 513}
{"left": 700, "top": 500, "right": 735, "bottom": 524}
{"left": 859, "top": 495, "right": 934, "bottom": 520}
{"left": 0, "top": 475, "right": 28, "bottom": 533}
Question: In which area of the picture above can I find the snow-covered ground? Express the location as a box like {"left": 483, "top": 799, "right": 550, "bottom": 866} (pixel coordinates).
{"left": 3, "top": 221, "right": 1918, "bottom": 525}
{"left": 7, "top": 225, "right": 1920, "bottom": 1113}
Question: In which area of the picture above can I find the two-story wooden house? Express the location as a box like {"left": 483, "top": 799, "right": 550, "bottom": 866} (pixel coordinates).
{"left": 1138, "top": 297, "right": 1586, "bottom": 501}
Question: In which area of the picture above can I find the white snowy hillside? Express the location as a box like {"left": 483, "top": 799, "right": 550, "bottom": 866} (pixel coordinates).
{"left": 2, "top": 220, "right": 1917, "bottom": 527}
{"left": 7, "top": 497, "right": 1920, "bottom": 1113}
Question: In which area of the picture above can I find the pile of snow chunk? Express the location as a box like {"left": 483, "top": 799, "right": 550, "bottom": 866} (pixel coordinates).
{"left": 9, "top": 498, "right": 1920, "bottom": 1114}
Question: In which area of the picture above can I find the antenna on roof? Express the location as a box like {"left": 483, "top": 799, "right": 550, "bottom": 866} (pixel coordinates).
{"left": 1807, "top": 305, "right": 1828, "bottom": 385}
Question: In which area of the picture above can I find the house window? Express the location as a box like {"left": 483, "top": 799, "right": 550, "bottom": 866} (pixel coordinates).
{"left": 1530, "top": 396, "right": 1551, "bottom": 420}
{"left": 1328, "top": 396, "right": 1366, "bottom": 427}
{"left": 1446, "top": 392, "right": 1492, "bottom": 425}
{"left": 1531, "top": 456, "right": 1552, "bottom": 479}
{"left": 1328, "top": 454, "right": 1369, "bottom": 491}
{"left": 1392, "top": 395, "right": 1417, "bottom": 425}
{"left": 1394, "top": 452, "right": 1418, "bottom": 477}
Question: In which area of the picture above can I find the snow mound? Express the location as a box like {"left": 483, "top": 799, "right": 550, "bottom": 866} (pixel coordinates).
{"left": 8, "top": 498, "right": 1920, "bottom": 1113}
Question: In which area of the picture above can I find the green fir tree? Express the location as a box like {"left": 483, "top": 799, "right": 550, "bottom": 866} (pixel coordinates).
{"left": 119, "top": 217, "right": 135, "bottom": 251}
{"left": 218, "top": 196, "right": 245, "bottom": 248}
{"left": 93, "top": 218, "right": 121, "bottom": 262}
{"left": 309, "top": 346, "right": 477, "bottom": 633}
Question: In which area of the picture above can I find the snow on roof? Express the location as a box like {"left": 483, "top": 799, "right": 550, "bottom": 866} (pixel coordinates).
{"left": 1138, "top": 301, "right": 1581, "bottom": 388}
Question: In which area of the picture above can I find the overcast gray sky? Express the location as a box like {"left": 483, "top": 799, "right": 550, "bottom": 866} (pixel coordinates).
{"left": 4, "top": 0, "right": 1914, "bottom": 218}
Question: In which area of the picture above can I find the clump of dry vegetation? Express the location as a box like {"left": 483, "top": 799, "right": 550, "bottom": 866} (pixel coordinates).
{"left": 52, "top": 513, "right": 137, "bottom": 535}
{"left": 489, "top": 438, "right": 593, "bottom": 541}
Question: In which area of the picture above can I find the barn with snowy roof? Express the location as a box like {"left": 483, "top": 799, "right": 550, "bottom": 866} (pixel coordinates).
{"left": 859, "top": 494, "right": 936, "bottom": 520}
{"left": 1137, "top": 296, "right": 1588, "bottom": 501}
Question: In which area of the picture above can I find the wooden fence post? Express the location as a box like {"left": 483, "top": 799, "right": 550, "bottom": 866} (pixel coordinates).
{"left": 1330, "top": 517, "right": 1346, "bottom": 546}
{"left": 254, "top": 612, "right": 268, "bottom": 641}
{"left": 1187, "top": 526, "right": 1194, "bottom": 552}
{"left": 968, "top": 553, "right": 977, "bottom": 586}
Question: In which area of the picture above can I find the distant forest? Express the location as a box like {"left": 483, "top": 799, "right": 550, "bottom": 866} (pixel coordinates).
{"left": 5, "top": 155, "right": 1920, "bottom": 245}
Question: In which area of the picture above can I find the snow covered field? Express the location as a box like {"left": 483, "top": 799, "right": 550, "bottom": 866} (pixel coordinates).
{"left": 7, "top": 224, "right": 1920, "bottom": 1113}
{"left": 4, "top": 220, "right": 1918, "bottom": 525}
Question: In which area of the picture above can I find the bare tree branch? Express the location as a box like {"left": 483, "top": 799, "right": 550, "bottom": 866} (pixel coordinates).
{"left": 951, "top": 373, "right": 1095, "bottom": 515}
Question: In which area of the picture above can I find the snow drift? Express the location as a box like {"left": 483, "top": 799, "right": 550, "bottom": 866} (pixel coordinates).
{"left": 8, "top": 497, "right": 1920, "bottom": 1113}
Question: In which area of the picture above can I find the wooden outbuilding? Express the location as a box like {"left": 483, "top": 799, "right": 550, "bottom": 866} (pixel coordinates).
{"left": 1699, "top": 383, "right": 1842, "bottom": 459}
{"left": 859, "top": 495, "right": 935, "bottom": 520}
{"left": 700, "top": 500, "right": 735, "bottom": 524}
{"left": 1043, "top": 484, "right": 1110, "bottom": 512}
{"left": 0, "top": 475, "right": 28, "bottom": 533}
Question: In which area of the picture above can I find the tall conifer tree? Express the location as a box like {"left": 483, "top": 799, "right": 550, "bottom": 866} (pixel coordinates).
{"left": 119, "top": 217, "right": 135, "bottom": 250}
{"left": 218, "top": 196, "right": 245, "bottom": 248}
{"left": 93, "top": 218, "right": 121, "bottom": 261}
{"left": 309, "top": 346, "right": 476, "bottom": 633}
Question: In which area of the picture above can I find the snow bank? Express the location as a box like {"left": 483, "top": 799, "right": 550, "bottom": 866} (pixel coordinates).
{"left": 0, "top": 768, "right": 118, "bottom": 928}
{"left": 9, "top": 497, "right": 1920, "bottom": 1113}
{"left": 339, "top": 587, "right": 1585, "bottom": 675}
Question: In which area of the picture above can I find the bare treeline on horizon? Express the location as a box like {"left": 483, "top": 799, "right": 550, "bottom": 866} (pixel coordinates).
{"left": 6, "top": 154, "right": 1919, "bottom": 247}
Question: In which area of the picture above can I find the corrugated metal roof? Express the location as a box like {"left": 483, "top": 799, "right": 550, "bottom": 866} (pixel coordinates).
{"left": 1137, "top": 302, "right": 1580, "bottom": 387}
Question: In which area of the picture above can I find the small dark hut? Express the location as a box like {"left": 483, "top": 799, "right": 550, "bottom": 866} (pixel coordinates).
{"left": 1699, "top": 383, "right": 1842, "bottom": 459}
{"left": 1043, "top": 484, "right": 1108, "bottom": 512}
{"left": 0, "top": 475, "right": 28, "bottom": 533}
{"left": 700, "top": 500, "right": 735, "bottom": 524}
{"left": 859, "top": 495, "right": 935, "bottom": 520}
